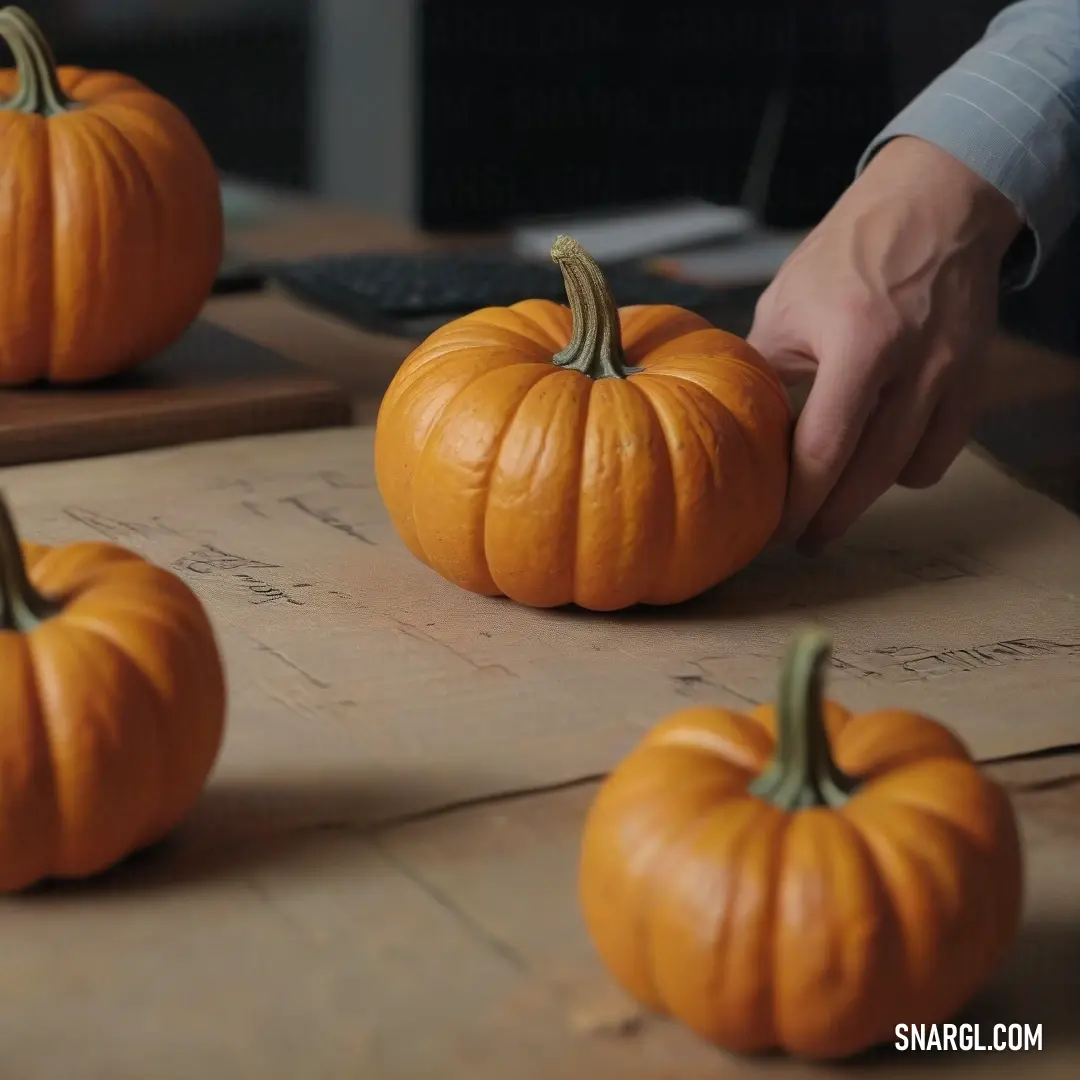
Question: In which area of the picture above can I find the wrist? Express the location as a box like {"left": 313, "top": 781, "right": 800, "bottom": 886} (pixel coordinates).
{"left": 861, "top": 136, "right": 1024, "bottom": 263}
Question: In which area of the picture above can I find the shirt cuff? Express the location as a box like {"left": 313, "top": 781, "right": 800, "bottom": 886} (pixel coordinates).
{"left": 857, "top": 50, "right": 1080, "bottom": 290}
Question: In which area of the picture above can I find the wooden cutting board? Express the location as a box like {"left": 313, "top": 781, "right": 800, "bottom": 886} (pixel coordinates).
{"left": 0, "top": 321, "right": 352, "bottom": 467}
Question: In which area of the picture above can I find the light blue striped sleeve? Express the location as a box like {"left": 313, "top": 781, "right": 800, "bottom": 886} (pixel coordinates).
{"left": 857, "top": 0, "right": 1080, "bottom": 288}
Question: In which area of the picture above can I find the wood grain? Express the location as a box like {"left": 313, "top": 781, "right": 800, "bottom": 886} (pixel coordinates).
{"left": 0, "top": 321, "right": 352, "bottom": 467}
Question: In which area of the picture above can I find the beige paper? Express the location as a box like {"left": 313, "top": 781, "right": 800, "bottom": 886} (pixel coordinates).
{"left": 1, "top": 425, "right": 1077, "bottom": 829}
{"left": 1, "top": 425, "right": 1079, "bottom": 1078}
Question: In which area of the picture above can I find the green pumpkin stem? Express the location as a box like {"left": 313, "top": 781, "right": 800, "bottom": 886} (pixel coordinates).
{"left": 550, "top": 235, "right": 636, "bottom": 380}
{"left": 748, "top": 627, "right": 860, "bottom": 810}
{"left": 0, "top": 493, "right": 60, "bottom": 632}
{"left": 0, "top": 6, "right": 77, "bottom": 117}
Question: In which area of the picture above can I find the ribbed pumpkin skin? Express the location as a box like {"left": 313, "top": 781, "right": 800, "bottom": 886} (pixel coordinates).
{"left": 578, "top": 631, "right": 1024, "bottom": 1060}
{"left": 0, "top": 535, "right": 226, "bottom": 892}
{"left": 375, "top": 292, "right": 792, "bottom": 611}
{"left": 0, "top": 19, "right": 223, "bottom": 385}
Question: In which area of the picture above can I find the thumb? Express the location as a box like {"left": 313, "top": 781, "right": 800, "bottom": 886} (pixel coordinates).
{"left": 746, "top": 339, "right": 817, "bottom": 418}
{"left": 746, "top": 322, "right": 818, "bottom": 387}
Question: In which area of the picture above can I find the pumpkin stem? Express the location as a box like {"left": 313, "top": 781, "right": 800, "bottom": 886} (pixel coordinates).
{"left": 0, "top": 7, "right": 77, "bottom": 117}
{"left": 748, "top": 627, "right": 860, "bottom": 810}
{"left": 550, "top": 236, "right": 636, "bottom": 380}
{"left": 0, "top": 493, "right": 61, "bottom": 632}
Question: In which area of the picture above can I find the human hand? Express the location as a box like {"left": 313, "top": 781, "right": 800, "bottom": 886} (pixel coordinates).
{"left": 747, "top": 137, "right": 1023, "bottom": 552}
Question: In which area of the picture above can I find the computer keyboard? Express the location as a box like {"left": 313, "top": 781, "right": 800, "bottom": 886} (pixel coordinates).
{"left": 265, "top": 250, "right": 766, "bottom": 339}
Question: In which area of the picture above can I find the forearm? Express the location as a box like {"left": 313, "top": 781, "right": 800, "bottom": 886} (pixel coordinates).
{"left": 858, "top": 0, "right": 1080, "bottom": 288}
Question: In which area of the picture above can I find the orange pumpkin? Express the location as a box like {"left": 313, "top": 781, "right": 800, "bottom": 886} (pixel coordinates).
{"left": 0, "top": 6, "right": 223, "bottom": 385}
{"left": 578, "top": 627, "right": 1023, "bottom": 1060}
{"left": 374, "top": 235, "right": 791, "bottom": 611}
{"left": 0, "top": 493, "right": 226, "bottom": 891}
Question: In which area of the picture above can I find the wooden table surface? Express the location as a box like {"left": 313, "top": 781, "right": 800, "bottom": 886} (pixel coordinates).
{"left": 122, "top": 192, "right": 1080, "bottom": 1075}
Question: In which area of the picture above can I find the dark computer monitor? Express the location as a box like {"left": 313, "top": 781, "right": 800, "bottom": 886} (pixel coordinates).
{"left": 416, "top": 0, "right": 895, "bottom": 231}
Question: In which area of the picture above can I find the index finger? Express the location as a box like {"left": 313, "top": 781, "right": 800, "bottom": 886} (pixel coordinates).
{"left": 782, "top": 352, "right": 882, "bottom": 542}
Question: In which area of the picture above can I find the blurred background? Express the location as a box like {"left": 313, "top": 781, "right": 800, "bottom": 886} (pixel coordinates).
{"left": 22, "top": 0, "right": 1080, "bottom": 354}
